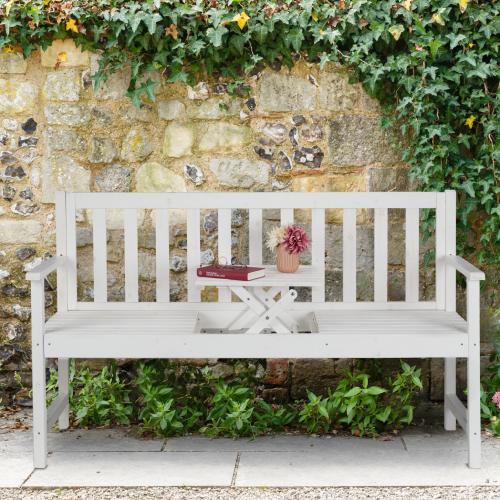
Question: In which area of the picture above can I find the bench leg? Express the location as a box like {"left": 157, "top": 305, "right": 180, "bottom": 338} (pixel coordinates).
{"left": 467, "top": 280, "right": 481, "bottom": 469}
{"left": 444, "top": 357, "right": 457, "bottom": 431}
{"left": 31, "top": 280, "right": 48, "bottom": 469}
{"left": 57, "top": 358, "right": 70, "bottom": 430}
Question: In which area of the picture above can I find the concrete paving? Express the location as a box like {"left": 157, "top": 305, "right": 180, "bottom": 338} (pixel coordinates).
{"left": 0, "top": 426, "right": 499, "bottom": 488}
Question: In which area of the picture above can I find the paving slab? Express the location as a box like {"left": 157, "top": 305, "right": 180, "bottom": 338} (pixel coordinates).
{"left": 235, "top": 446, "right": 498, "bottom": 487}
{"left": 25, "top": 451, "right": 237, "bottom": 487}
{"left": 164, "top": 435, "right": 405, "bottom": 453}
{"left": 0, "top": 453, "right": 33, "bottom": 488}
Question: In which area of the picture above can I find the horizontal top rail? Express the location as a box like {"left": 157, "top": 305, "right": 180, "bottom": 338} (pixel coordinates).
{"left": 70, "top": 192, "right": 438, "bottom": 209}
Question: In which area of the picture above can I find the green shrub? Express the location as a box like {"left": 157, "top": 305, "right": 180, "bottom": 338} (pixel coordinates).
{"left": 480, "top": 340, "right": 500, "bottom": 436}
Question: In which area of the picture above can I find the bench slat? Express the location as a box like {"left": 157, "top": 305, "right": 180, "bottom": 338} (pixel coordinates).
{"left": 343, "top": 208, "right": 356, "bottom": 303}
{"left": 436, "top": 194, "right": 446, "bottom": 309}
{"left": 92, "top": 209, "right": 107, "bottom": 303}
{"left": 187, "top": 208, "right": 201, "bottom": 302}
{"left": 155, "top": 209, "right": 170, "bottom": 303}
{"left": 405, "top": 208, "right": 419, "bottom": 302}
{"left": 124, "top": 209, "right": 138, "bottom": 303}
{"left": 218, "top": 208, "right": 232, "bottom": 302}
{"left": 311, "top": 208, "right": 325, "bottom": 302}
{"left": 66, "top": 193, "right": 78, "bottom": 310}
{"left": 374, "top": 208, "right": 388, "bottom": 302}
{"left": 249, "top": 209, "right": 263, "bottom": 265}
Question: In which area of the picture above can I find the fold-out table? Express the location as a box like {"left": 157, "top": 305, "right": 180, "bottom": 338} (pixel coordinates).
{"left": 195, "top": 265, "right": 323, "bottom": 334}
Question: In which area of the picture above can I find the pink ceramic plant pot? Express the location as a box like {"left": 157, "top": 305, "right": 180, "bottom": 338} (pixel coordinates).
{"left": 276, "top": 243, "right": 299, "bottom": 273}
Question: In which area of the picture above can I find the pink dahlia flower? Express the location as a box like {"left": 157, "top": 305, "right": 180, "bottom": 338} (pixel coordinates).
{"left": 493, "top": 392, "right": 500, "bottom": 409}
{"left": 283, "top": 224, "right": 310, "bottom": 255}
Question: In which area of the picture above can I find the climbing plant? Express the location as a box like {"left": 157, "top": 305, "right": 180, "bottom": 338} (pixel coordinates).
{"left": 1, "top": 0, "right": 498, "bottom": 265}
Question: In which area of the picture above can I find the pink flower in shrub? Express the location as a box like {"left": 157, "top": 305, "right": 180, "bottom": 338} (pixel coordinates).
{"left": 493, "top": 392, "right": 500, "bottom": 409}
{"left": 283, "top": 224, "right": 310, "bottom": 254}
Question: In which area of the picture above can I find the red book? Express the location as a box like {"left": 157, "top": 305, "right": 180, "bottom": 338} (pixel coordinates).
{"left": 197, "top": 265, "right": 265, "bottom": 281}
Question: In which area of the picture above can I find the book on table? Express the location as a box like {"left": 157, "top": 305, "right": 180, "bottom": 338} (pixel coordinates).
{"left": 197, "top": 265, "right": 265, "bottom": 281}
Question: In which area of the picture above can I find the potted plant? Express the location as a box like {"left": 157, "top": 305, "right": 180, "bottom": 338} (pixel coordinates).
{"left": 266, "top": 224, "right": 310, "bottom": 273}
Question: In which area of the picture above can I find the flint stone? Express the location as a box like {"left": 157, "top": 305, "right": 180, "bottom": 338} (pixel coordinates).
{"left": 0, "top": 151, "right": 17, "bottom": 165}
{"left": 232, "top": 209, "right": 244, "bottom": 227}
{"left": 1, "top": 284, "right": 29, "bottom": 297}
{"left": 187, "top": 82, "right": 209, "bottom": 100}
{"left": 262, "top": 123, "right": 287, "bottom": 145}
{"left": 329, "top": 115, "right": 401, "bottom": 166}
{"left": 11, "top": 202, "right": 38, "bottom": 216}
{"left": 289, "top": 127, "right": 299, "bottom": 147}
{"left": 258, "top": 73, "right": 315, "bottom": 112}
{"left": 203, "top": 212, "right": 218, "bottom": 234}
{"left": 44, "top": 104, "right": 91, "bottom": 126}
{"left": 0, "top": 270, "right": 10, "bottom": 280}
{"left": 120, "top": 103, "right": 154, "bottom": 123}
{"left": 184, "top": 164, "right": 205, "bottom": 186}
{"left": 95, "top": 165, "right": 132, "bottom": 192}
{"left": 301, "top": 123, "right": 324, "bottom": 142}
{"left": 4, "top": 323, "right": 24, "bottom": 341}
{"left": 3, "top": 165, "right": 26, "bottom": 180}
{"left": 20, "top": 187, "right": 33, "bottom": 200}
{"left": 2, "top": 185, "right": 16, "bottom": 201}
{"left": 293, "top": 146, "right": 324, "bottom": 168}
{"left": 21, "top": 118, "right": 37, "bottom": 134}
{"left": 246, "top": 98, "right": 256, "bottom": 111}
{"left": 43, "top": 69, "right": 80, "bottom": 102}
{"left": 274, "top": 151, "right": 293, "bottom": 174}
{"left": 88, "top": 137, "right": 117, "bottom": 164}
{"left": 170, "top": 255, "right": 187, "bottom": 273}
{"left": 272, "top": 179, "right": 291, "bottom": 190}
{"left": 18, "top": 136, "right": 38, "bottom": 147}
{"left": 209, "top": 158, "right": 268, "bottom": 188}
{"left": 254, "top": 145, "right": 274, "bottom": 160}
{"left": 292, "top": 115, "right": 306, "bottom": 125}
{"left": 200, "top": 249, "right": 215, "bottom": 266}
{"left": 2, "top": 119, "right": 17, "bottom": 131}
{"left": 16, "top": 247, "right": 36, "bottom": 261}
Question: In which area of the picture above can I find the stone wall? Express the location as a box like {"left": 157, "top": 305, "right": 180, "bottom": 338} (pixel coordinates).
{"left": 0, "top": 40, "right": 496, "bottom": 406}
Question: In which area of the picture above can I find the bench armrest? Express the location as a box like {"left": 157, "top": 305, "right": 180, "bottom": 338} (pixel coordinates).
{"left": 446, "top": 256, "right": 485, "bottom": 281}
{"left": 26, "top": 256, "right": 63, "bottom": 281}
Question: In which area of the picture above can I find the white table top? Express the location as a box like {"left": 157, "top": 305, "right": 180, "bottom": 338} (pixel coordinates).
{"left": 195, "top": 265, "right": 323, "bottom": 288}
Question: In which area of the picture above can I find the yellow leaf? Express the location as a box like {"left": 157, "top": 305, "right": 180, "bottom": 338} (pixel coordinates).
{"left": 233, "top": 11, "right": 249, "bottom": 30}
{"left": 459, "top": 0, "right": 469, "bottom": 13}
{"left": 431, "top": 13, "right": 445, "bottom": 26}
{"left": 2, "top": 45, "right": 15, "bottom": 54}
{"left": 311, "top": 11, "right": 318, "bottom": 22}
{"left": 402, "top": 0, "right": 412, "bottom": 10}
{"left": 465, "top": 115, "right": 476, "bottom": 129}
{"left": 66, "top": 19, "right": 79, "bottom": 33}
{"left": 388, "top": 25, "right": 404, "bottom": 41}
{"left": 57, "top": 52, "right": 67, "bottom": 62}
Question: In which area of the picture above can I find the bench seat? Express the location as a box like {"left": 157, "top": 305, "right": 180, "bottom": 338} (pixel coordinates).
{"left": 44, "top": 309, "right": 468, "bottom": 359}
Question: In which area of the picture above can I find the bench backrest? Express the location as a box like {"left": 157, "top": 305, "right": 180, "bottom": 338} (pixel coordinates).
{"left": 55, "top": 191, "right": 456, "bottom": 312}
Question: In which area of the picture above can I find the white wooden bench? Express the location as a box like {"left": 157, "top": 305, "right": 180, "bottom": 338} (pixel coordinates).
{"left": 26, "top": 191, "right": 485, "bottom": 469}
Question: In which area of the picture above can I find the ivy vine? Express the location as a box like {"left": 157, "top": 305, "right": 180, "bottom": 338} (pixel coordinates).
{"left": 1, "top": 0, "right": 498, "bottom": 265}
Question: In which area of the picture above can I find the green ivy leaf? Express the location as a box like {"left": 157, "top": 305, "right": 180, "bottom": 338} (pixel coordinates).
{"left": 206, "top": 25, "right": 228, "bottom": 47}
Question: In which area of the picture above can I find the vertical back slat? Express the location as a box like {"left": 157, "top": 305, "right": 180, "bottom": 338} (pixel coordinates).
{"left": 445, "top": 190, "right": 456, "bottom": 311}
{"left": 187, "top": 208, "right": 201, "bottom": 302}
{"left": 249, "top": 208, "right": 263, "bottom": 265}
{"left": 155, "top": 209, "right": 170, "bottom": 303}
{"left": 280, "top": 209, "right": 294, "bottom": 297}
{"left": 405, "top": 208, "right": 419, "bottom": 302}
{"left": 311, "top": 208, "right": 325, "bottom": 302}
{"left": 374, "top": 208, "right": 388, "bottom": 302}
{"left": 55, "top": 192, "right": 68, "bottom": 312}
{"left": 343, "top": 208, "right": 357, "bottom": 302}
{"left": 435, "top": 194, "right": 446, "bottom": 309}
{"left": 66, "top": 194, "right": 77, "bottom": 310}
{"left": 218, "top": 208, "right": 232, "bottom": 303}
{"left": 123, "top": 209, "right": 138, "bottom": 303}
{"left": 92, "top": 209, "right": 107, "bottom": 303}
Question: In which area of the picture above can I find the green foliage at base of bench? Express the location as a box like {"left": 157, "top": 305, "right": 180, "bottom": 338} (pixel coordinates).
{"left": 46, "top": 359, "right": 424, "bottom": 438}
{"left": 2, "top": 1, "right": 498, "bottom": 264}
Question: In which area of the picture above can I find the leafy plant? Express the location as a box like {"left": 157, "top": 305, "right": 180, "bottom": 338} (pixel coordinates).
{"left": 1, "top": 0, "right": 497, "bottom": 264}
{"left": 71, "top": 362, "right": 133, "bottom": 427}
{"left": 480, "top": 339, "right": 500, "bottom": 436}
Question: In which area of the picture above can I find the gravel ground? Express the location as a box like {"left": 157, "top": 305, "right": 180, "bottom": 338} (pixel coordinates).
{"left": 0, "top": 487, "right": 499, "bottom": 500}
